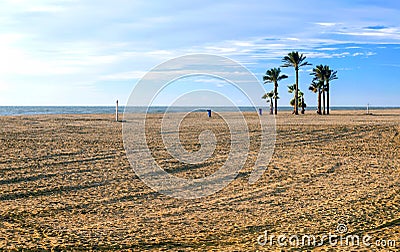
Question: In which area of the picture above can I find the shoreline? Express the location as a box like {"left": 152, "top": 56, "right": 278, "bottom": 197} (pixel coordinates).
{"left": 0, "top": 106, "right": 399, "bottom": 117}
{"left": 0, "top": 108, "right": 399, "bottom": 118}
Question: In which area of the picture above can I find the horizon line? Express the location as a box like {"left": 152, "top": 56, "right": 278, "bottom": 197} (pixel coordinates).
{"left": 1, "top": 105, "right": 399, "bottom": 108}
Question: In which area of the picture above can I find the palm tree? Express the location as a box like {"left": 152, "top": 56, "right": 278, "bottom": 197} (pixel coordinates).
{"left": 309, "top": 80, "right": 323, "bottom": 115}
{"left": 323, "top": 66, "right": 338, "bottom": 115}
{"left": 300, "top": 91, "right": 306, "bottom": 114}
{"left": 322, "top": 83, "right": 326, "bottom": 115}
{"left": 263, "top": 68, "right": 288, "bottom": 115}
{"left": 262, "top": 91, "right": 275, "bottom": 115}
{"left": 288, "top": 84, "right": 306, "bottom": 114}
{"left": 288, "top": 84, "right": 296, "bottom": 114}
{"left": 282, "top": 51, "right": 311, "bottom": 115}
{"left": 310, "top": 65, "right": 327, "bottom": 114}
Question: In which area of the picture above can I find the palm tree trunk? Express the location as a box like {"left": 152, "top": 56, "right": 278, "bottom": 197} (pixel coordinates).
{"left": 326, "top": 81, "right": 330, "bottom": 115}
{"left": 270, "top": 99, "right": 274, "bottom": 115}
{"left": 322, "top": 90, "right": 326, "bottom": 115}
{"left": 295, "top": 69, "right": 299, "bottom": 115}
{"left": 274, "top": 82, "right": 278, "bottom": 115}
{"left": 317, "top": 88, "right": 322, "bottom": 115}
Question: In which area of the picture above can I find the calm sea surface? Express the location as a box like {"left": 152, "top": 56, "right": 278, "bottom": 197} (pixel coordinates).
{"left": 0, "top": 106, "right": 398, "bottom": 116}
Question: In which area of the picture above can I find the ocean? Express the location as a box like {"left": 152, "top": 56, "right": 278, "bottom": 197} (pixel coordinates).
{"left": 0, "top": 106, "right": 398, "bottom": 116}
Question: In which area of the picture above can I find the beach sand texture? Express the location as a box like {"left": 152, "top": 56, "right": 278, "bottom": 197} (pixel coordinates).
{"left": 0, "top": 110, "right": 399, "bottom": 250}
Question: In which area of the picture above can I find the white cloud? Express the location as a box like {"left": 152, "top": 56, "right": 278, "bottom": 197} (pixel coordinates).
{"left": 337, "top": 67, "right": 353, "bottom": 71}
{"left": 352, "top": 52, "right": 376, "bottom": 57}
{"left": 0, "top": 0, "right": 399, "bottom": 105}
{"left": 0, "top": 1, "right": 398, "bottom": 76}
{"left": 99, "top": 71, "right": 147, "bottom": 81}
{"left": 233, "top": 41, "right": 254, "bottom": 47}
{"left": 204, "top": 46, "right": 238, "bottom": 53}
{"left": 316, "top": 47, "right": 339, "bottom": 51}
{"left": 0, "top": 0, "right": 70, "bottom": 14}
{"left": 315, "top": 22, "right": 338, "bottom": 27}
{"left": 335, "top": 26, "right": 400, "bottom": 40}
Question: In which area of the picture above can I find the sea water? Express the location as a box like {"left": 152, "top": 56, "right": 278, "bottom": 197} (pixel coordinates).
{"left": 0, "top": 106, "right": 398, "bottom": 116}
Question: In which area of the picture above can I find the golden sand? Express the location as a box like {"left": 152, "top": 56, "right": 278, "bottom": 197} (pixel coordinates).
{"left": 0, "top": 110, "right": 399, "bottom": 250}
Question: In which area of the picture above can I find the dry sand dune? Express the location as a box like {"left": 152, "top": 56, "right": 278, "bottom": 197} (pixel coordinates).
{"left": 0, "top": 110, "right": 399, "bottom": 250}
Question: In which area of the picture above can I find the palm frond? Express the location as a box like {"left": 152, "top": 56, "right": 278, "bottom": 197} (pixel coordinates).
{"left": 310, "top": 64, "right": 326, "bottom": 82}
{"left": 263, "top": 67, "right": 288, "bottom": 84}
{"left": 262, "top": 90, "right": 274, "bottom": 99}
{"left": 277, "top": 74, "right": 288, "bottom": 81}
{"left": 299, "top": 61, "right": 312, "bottom": 67}
{"left": 287, "top": 84, "right": 296, "bottom": 93}
{"left": 328, "top": 70, "right": 338, "bottom": 81}
{"left": 309, "top": 80, "right": 323, "bottom": 93}
{"left": 281, "top": 51, "right": 311, "bottom": 70}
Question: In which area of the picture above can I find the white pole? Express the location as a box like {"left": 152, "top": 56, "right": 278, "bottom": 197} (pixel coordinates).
{"left": 116, "top": 100, "right": 119, "bottom": 122}
{"left": 367, "top": 103, "right": 369, "bottom": 114}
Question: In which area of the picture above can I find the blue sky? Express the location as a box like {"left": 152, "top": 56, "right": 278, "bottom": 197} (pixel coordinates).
{"left": 0, "top": 0, "right": 399, "bottom": 106}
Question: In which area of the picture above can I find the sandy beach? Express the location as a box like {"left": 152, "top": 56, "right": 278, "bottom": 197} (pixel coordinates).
{"left": 0, "top": 110, "right": 399, "bottom": 250}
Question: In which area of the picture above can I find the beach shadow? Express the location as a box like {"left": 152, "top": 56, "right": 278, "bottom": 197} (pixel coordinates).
{"left": 0, "top": 181, "right": 107, "bottom": 201}
{"left": 0, "top": 169, "right": 93, "bottom": 186}
{"left": 0, "top": 173, "right": 57, "bottom": 185}
{"left": 164, "top": 160, "right": 220, "bottom": 174}
{"left": 0, "top": 155, "right": 116, "bottom": 173}
{"left": 372, "top": 218, "right": 400, "bottom": 230}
